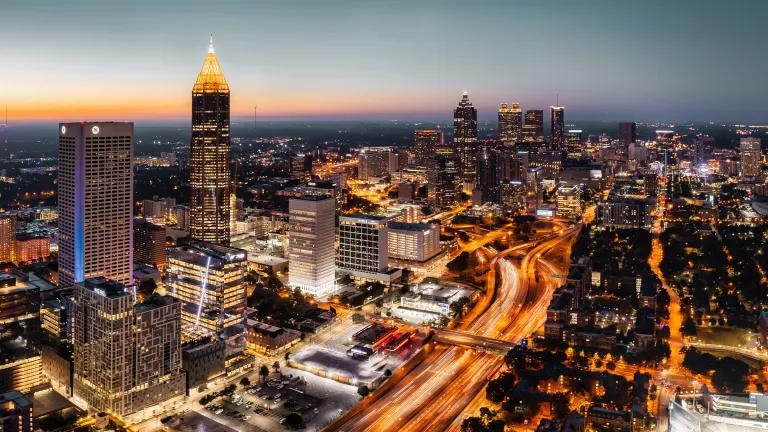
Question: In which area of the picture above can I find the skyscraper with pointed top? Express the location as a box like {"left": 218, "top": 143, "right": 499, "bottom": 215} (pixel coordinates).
{"left": 189, "top": 36, "right": 231, "bottom": 245}
{"left": 453, "top": 91, "right": 478, "bottom": 191}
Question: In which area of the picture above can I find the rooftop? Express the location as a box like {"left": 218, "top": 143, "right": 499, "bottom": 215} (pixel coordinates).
{"left": 192, "top": 36, "right": 228, "bottom": 93}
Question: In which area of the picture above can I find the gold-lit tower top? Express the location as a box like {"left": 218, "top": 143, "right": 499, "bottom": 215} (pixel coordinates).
{"left": 193, "top": 34, "right": 229, "bottom": 93}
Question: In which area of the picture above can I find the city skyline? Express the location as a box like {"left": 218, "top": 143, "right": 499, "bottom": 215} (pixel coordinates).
{"left": 3, "top": 0, "right": 768, "bottom": 123}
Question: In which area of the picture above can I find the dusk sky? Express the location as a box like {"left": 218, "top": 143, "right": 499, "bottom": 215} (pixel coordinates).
{"left": 3, "top": 0, "right": 768, "bottom": 123}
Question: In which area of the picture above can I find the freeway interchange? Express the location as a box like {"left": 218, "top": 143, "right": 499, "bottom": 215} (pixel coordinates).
{"left": 325, "top": 221, "right": 581, "bottom": 432}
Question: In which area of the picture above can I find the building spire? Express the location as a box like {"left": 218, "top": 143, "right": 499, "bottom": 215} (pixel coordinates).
{"left": 208, "top": 33, "right": 215, "bottom": 54}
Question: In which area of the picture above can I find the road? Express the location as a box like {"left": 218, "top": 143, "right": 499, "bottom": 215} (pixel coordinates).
{"left": 326, "top": 223, "right": 581, "bottom": 432}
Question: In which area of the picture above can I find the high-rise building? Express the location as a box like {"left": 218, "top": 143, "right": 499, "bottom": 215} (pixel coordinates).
{"left": 387, "top": 222, "right": 441, "bottom": 262}
{"left": 15, "top": 234, "right": 50, "bottom": 265}
{"left": 474, "top": 143, "right": 500, "bottom": 204}
{"left": 73, "top": 277, "right": 185, "bottom": 418}
{"left": 358, "top": 147, "right": 391, "bottom": 180}
{"left": 428, "top": 156, "right": 459, "bottom": 209}
{"left": 550, "top": 106, "right": 565, "bottom": 150}
{"left": 0, "top": 214, "right": 15, "bottom": 264}
{"left": 288, "top": 196, "right": 336, "bottom": 297}
{"left": 523, "top": 110, "right": 544, "bottom": 142}
{"left": 134, "top": 218, "right": 167, "bottom": 271}
{"left": 565, "top": 129, "right": 583, "bottom": 156}
{"left": 0, "top": 272, "right": 42, "bottom": 394}
{"left": 0, "top": 391, "right": 32, "bottom": 432}
{"left": 58, "top": 122, "right": 133, "bottom": 288}
{"left": 618, "top": 122, "right": 637, "bottom": 145}
{"left": 166, "top": 242, "right": 247, "bottom": 339}
{"left": 189, "top": 37, "right": 231, "bottom": 245}
{"left": 414, "top": 130, "right": 443, "bottom": 167}
{"left": 498, "top": 103, "right": 515, "bottom": 144}
{"left": 453, "top": 92, "right": 479, "bottom": 189}
{"left": 337, "top": 214, "right": 392, "bottom": 282}
{"left": 740, "top": 137, "right": 762, "bottom": 182}
{"left": 556, "top": 185, "right": 582, "bottom": 220}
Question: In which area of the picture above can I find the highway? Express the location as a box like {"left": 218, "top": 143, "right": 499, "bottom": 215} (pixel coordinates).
{"left": 326, "top": 223, "right": 581, "bottom": 432}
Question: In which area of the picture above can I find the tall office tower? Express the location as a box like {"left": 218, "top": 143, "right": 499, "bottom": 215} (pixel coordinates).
{"left": 0, "top": 214, "right": 15, "bottom": 263}
{"left": 73, "top": 277, "right": 185, "bottom": 418}
{"left": 474, "top": 144, "right": 500, "bottom": 205}
{"left": 498, "top": 103, "right": 515, "bottom": 145}
{"left": 58, "top": 122, "right": 133, "bottom": 288}
{"left": 618, "top": 122, "right": 637, "bottom": 145}
{"left": 453, "top": 92, "right": 479, "bottom": 189}
{"left": 190, "top": 37, "right": 231, "bottom": 245}
{"left": 288, "top": 196, "right": 336, "bottom": 297}
{"left": 510, "top": 103, "right": 523, "bottom": 142}
{"left": 358, "top": 147, "right": 391, "bottom": 179}
{"left": 693, "top": 135, "right": 715, "bottom": 165}
{"left": 740, "top": 137, "right": 762, "bottom": 182}
{"left": 0, "top": 391, "right": 32, "bottom": 432}
{"left": 337, "top": 214, "right": 391, "bottom": 282}
{"left": 414, "top": 129, "right": 443, "bottom": 168}
{"left": 564, "top": 129, "right": 583, "bottom": 156}
{"left": 523, "top": 110, "right": 544, "bottom": 142}
{"left": 428, "top": 156, "right": 459, "bottom": 209}
{"left": 550, "top": 106, "right": 565, "bottom": 150}
{"left": 133, "top": 218, "right": 167, "bottom": 271}
{"left": 166, "top": 242, "right": 247, "bottom": 339}
{"left": 0, "top": 272, "right": 43, "bottom": 394}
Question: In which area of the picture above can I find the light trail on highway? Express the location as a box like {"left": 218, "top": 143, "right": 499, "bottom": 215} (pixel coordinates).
{"left": 326, "top": 223, "right": 581, "bottom": 432}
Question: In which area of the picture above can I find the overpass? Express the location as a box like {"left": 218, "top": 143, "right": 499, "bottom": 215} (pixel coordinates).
{"left": 432, "top": 328, "right": 516, "bottom": 354}
{"left": 688, "top": 342, "right": 768, "bottom": 362}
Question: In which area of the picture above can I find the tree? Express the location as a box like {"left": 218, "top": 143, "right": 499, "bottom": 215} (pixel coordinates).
{"left": 240, "top": 377, "right": 251, "bottom": 387}
{"left": 486, "top": 379, "right": 506, "bottom": 404}
{"left": 259, "top": 365, "right": 269, "bottom": 381}
{"left": 357, "top": 385, "right": 370, "bottom": 397}
{"left": 283, "top": 412, "right": 303, "bottom": 430}
{"left": 284, "top": 352, "right": 291, "bottom": 361}
{"left": 384, "top": 369, "right": 392, "bottom": 378}
{"left": 273, "top": 361, "right": 281, "bottom": 372}
{"left": 461, "top": 417, "right": 486, "bottom": 432}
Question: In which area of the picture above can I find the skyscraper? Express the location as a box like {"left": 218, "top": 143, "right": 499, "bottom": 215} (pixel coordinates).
{"left": 288, "top": 196, "right": 336, "bottom": 297}
{"left": 0, "top": 214, "right": 15, "bottom": 264}
{"left": 453, "top": 92, "right": 478, "bottom": 189}
{"left": 550, "top": 106, "right": 565, "bottom": 150}
{"left": 523, "top": 110, "right": 544, "bottom": 142}
{"left": 740, "top": 137, "right": 762, "bottom": 182}
{"left": 58, "top": 122, "right": 133, "bottom": 288}
{"left": 414, "top": 129, "right": 443, "bottom": 167}
{"left": 73, "top": 277, "right": 185, "bottom": 418}
{"left": 190, "top": 37, "right": 231, "bottom": 245}
{"left": 498, "top": 103, "right": 515, "bottom": 144}
{"left": 337, "top": 214, "right": 391, "bottom": 282}
{"left": 474, "top": 143, "right": 500, "bottom": 204}
{"left": 618, "top": 122, "right": 637, "bottom": 145}
{"left": 428, "top": 156, "right": 459, "bottom": 209}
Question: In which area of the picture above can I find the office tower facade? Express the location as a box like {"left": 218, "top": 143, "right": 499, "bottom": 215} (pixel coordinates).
{"left": 190, "top": 38, "right": 231, "bottom": 245}
{"left": 288, "top": 196, "right": 336, "bottom": 297}
{"left": 550, "top": 106, "right": 565, "bottom": 150}
{"left": 0, "top": 214, "right": 15, "bottom": 264}
{"left": 358, "top": 147, "right": 391, "bottom": 179}
{"left": 498, "top": 103, "right": 515, "bottom": 144}
{"left": 565, "top": 129, "right": 583, "bottom": 155}
{"left": 453, "top": 92, "right": 479, "bottom": 188}
{"left": 15, "top": 234, "right": 50, "bottom": 265}
{"left": 0, "top": 272, "right": 42, "bottom": 394}
{"left": 58, "top": 122, "right": 133, "bottom": 288}
{"left": 166, "top": 242, "right": 247, "bottom": 338}
{"left": 556, "top": 185, "right": 582, "bottom": 220}
{"left": 0, "top": 391, "right": 32, "bottom": 432}
{"left": 414, "top": 129, "right": 443, "bottom": 167}
{"left": 73, "top": 277, "right": 185, "bottom": 418}
{"left": 134, "top": 218, "right": 167, "bottom": 271}
{"left": 428, "top": 156, "right": 459, "bottom": 209}
{"left": 337, "top": 214, "right": 390, "bottom": 281}
{"left": 618, "top": 122, "right": 637, "bottom": 145}
{"left": 740, "top": 137, "right": 762, "bottom": 182}
{"left": 475, "top": 143, "right": 500, "bottom": 204}
{"left": 387, "top": 222, "right": 441, "bottom": 262}
{"left": 523, "top": 110, "right": 544, "bottom": 142}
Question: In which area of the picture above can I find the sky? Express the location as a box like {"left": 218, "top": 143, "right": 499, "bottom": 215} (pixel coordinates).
{"left": 2, "top": 0, "right": 768, "bottom": 123}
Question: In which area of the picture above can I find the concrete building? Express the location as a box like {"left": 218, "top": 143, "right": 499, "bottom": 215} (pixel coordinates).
{"left": 133, "top": 218, "right": 167, "bottom": 271}
{"left": 597, "top": 198, "right": 653, "bottom": 229}
{"left": 414, "top": 129, "right": 443, "bottom": 167}
{"left": 58, "top": 122, "right": 133, "bottom": 288}
{"left": 358, "top": 147, "right": 391, "bottom": 180}
{"left": 288, "top": 196, "right": 336, "bottom": 297}
{"left": 166, "top": 242, "right": 247, "bottom": 339}
{"left": 0, "top": 273, "right": 42, "bottom": 394}
{"left": 337, "top": 214, "right": 389, "bottom": 279}
{"left": 0, "top": 214, "right": 15, "bottom": 264}
{"left": 0, "top": 391, "right": 32, "bottom": 432}
{"left": 740, "top": 137, "right": 762, "bottom": 182}
{"left": 556, "top": 185, "right": 582, "bottom": 220}
{"left": 387, "top": 222, "right": 441, "bottom": 262}
{"left": 73, "top": 277, "right": 185, "bottom": 418}
{"left": 14, "top": 234, "right": 49, "bottom": 265}
{"left": 245, "top": 320, "right": 301, "bottom": 356}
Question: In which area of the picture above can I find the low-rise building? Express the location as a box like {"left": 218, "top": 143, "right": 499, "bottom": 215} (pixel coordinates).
{"left": 0, "top": 391, "right": 32, "bottom": 432}
{"left": 245, "top": 320, "right": 301, "bottom": 355}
